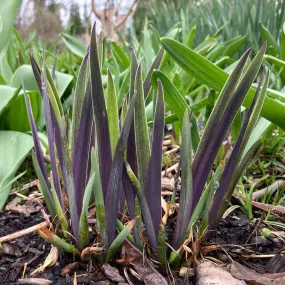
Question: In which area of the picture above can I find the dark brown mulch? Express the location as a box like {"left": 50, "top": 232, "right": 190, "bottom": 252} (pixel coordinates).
{"left": 0, "top": 211, "right": 117, "bottom": 285}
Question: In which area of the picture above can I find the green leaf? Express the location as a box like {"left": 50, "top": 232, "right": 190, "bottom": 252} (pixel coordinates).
{"left": 79, "top": 173, "right": 95, "bottom": 250}
{"left": 134, "top": 65, "right": 150, "bottom": 191}
{"left": 161, "top": 37, "right": 285, "bottom": 130}
{"left": 106, "top": 70, "right": 120, "bottom": 157}
{"left": 259, "top": 23, "right": 280, "bottom": 55}
{"left": 111, "top": 41, "right": 130, "bottom": 70}
{"left": 106, "top": 217, "right": 138, "bottom": 262}
{"left": 91, "top": 149, "right": 108, "bottom": 247}
{"left": 152, "top": 70, "right": 200, "bottom": 151}
{"left": 0, "top": 131, "right": 33, "bottom": 210}
{"left": 60, "top": 33, "right": 87, "bottom": 58}
{"left": 0, "top": 87, "right": 40, "bottom": 132}
{"left": 11, "top": 65, "right": 73, "bottom": 98}
{"left": 0, "top": 0, "right": 22, "bottom": 52}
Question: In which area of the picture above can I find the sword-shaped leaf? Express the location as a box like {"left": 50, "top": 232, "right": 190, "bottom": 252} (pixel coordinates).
{"left": 106, "top": 69, "right": 120, "bottom": 157}
{"left": 125, "top": 162, "right": 157, "bottom": 250}
{"left": 31, "top": 151, "right": 56, "bottom": 218}
{"left": 190, "top": 45, "right": 264, "bottom": 214}
{"left": 23, "top": 79, "right": 49, "bottom": 188}
{"left": 134, "top": 65, "right": 150, "bottom": 192}
{"left": 106, "top": 217, "right": 138, "bottom": 262}
{"left": 208, "top": 70, "right": 269, "bottom": 233}
{"left": 91, "top": 149, "right": 108, "bottom": 247}
{"left": 71, "top": 51, "right": 90, "bottom": 157}
{"left": 78, "top": 173, "right": 95, "bottom": 250}
{"left": 105, "top": 93, "right": 137, "bottom": 245}
{"left": 146, "top": 81, "right": 164, "bottom": 237}
{"left": 143, "top": 48, "right": 164, "bottom": 98}
{"left": 90, "top": 22, "right": 112, "bottom": 199}
{"left": 172, "top": 111, "right": 193, "bottom": 249}
{"left": 73, "top": 83, "right": 95, "bottom": 215}
{"left": 151, "top": 70, "right": 200, "bottom": 151}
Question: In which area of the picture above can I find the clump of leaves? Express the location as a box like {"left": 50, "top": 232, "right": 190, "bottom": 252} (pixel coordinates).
{"left": 25, "top": 22, "right": 269, "bottom": 269}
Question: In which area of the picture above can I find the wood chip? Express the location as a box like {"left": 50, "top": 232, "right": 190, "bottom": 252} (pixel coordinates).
{"left": 61, "top": 262, "right": 80, "bottom": 276}
{"left": 18, "top": 278, "right": 52, "bottom": 285}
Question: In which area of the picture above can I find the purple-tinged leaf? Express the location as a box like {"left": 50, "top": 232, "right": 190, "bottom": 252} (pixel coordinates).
{"left": 22, "top": 80, "right": 49, "bottom": 188}
{"left": 71, "top": 51, "right": 90, "bottom": 158}
{"left": 134, "top": 65, "right": 150, "bottom": 191}
{"left": 41, "top": 72, "right": 64, "bottom": 209}
{"left": 126, "top": 48, "right": 140, "bottom": 247}
{"left": 146, "top": 81, "right": 165, "bottom": 237}
{"left": 143, "top": 48, "right": 164, "bottom": 98}
{"left": 122, "top": 166, "right": 135, "bottom": 218}
{"left": 105, "top": 93, "right": 137, "bottom": 245}
{"left": 73, "top": 83, "right": 95, "bottom": 215}
{"left": 124, "top": 162, "right": 157, "bottom": 250}
{"left": 191, "top": 44, "right": 266, "bottom": 215}
{"left": 30, "top": 53, "right": 65, "bottom": 208}
{"left": 172, "top": 110, "right": 193, "bottom": 249}
{"left": 207, "top": 70, "right": 269, "bottom": 235}
{"left": 90, "top": 22, "right": 112, "bottom": 200}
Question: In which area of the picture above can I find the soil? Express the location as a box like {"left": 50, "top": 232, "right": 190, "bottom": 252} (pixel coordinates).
{"left": 0, "top": 210, "right": 117, "bottom": 285}
{"left": 1, "top": 206, "right": 285, "bottom": 284}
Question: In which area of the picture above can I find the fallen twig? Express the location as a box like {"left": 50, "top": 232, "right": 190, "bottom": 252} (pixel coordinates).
{"left": 252, "top": 178, "right": 285, "bottom": 200}
{"left": 0, "top": 221, "right": 49, "bottom": 244}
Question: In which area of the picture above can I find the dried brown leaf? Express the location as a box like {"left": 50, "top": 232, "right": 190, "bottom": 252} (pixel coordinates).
{"left": 230, "top": 261, "right": 285, "bottom": 285}
{"left": 102, "top": 264, "right": 125, "bottom": 283}
{"left": 196, "top": 261, "right": 246, "bottom": 285}
{"left": 122, "top": 242, "right": 168, "bottom": 285}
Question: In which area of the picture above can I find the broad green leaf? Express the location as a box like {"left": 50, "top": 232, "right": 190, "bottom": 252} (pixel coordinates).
{"left": 0, "top": 131, "right": 33, "bottom": 210}
{"left": 0, "top": 55, "right": 13, "bottom": 83}
{"left": 161, "top": 38, "right": 285, "bottom": 130}
{"left": 0, "top": 86, "right": 40, "bottom": 132}
{"left": 60, "top": 33, "right": 87, "bottom": 58}
{"left": 152, "top": 70, "right": 200, "bottom": 151}
{"left": 0, "top": 0, "right": 22, "bottom": 52}
{"left": 11, "top": 65, "right": 73, "bottom": 98}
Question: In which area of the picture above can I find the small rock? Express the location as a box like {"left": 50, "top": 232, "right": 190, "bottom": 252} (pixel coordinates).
{"left": 179, "top": 267, "right": 194, "bottom": 278}
{"left": 250, "top": 236, "right": 269, "bottom": 246}
{"left": 1, "top": 242, "right": 22, "bottom": 257}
